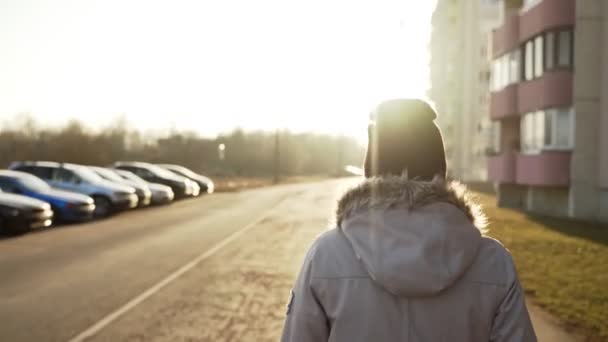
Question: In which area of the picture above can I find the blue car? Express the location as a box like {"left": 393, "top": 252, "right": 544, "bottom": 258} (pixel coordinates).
{"left": 0, "top": 170, "right": 95, "bottom": 222}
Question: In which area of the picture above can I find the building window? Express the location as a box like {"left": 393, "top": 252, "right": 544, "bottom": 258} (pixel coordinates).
{"left": 492, "top": 59, "right": 500, "bottom": 91}
{"left": 492, "top": 50, "right": 522, "bottom": 91}
{"left": 534, "top": 110, "right": 545, "bottom": 150}
{"left": 492, "top": 55, "right": 505, "bottom": 91}
{"left": 544, "top": 29, "right": 574, "bottom": 70}
{"left": 545, "top": 31, "right": 555, "bottom": 70}
{"left": 502, "top": 54, "right": 510, "bottom": 85}
{"left": 521, "top": 113, "right": 534, "bottom": 152}
{"left": 534, "top": 36, "right": 544, "bottom": 78}
{"left": 521, "top": 111, "right": 546, "bottom": 153}
{"left": 524, "top": 40, "right": 534, "bottom": 81}
{"left": 544, "top": 111, "right": 553, "bottom": 146}
{"left": 509, "top": 50, "right": 520, "bottom": 84}
{"left": 520, "top": 108, "right": 574, "bottom": 154}
{"left": 521, "top": 111, "right": 545, "bottom": 153}
{"left": 493, "top": 28, "right": 573, "bottom": 90}
{"left": 558, "top": 30, "right": 573, "bottom": 67}
{"left": 548, "top": 107, "right": 575, "bottom": 148}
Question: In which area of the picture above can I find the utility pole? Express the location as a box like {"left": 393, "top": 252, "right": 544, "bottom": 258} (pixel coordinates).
{"left": 274, "top": 129, "right": 280, "bottom": 184}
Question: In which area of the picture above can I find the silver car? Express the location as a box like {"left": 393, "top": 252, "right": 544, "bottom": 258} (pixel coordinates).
{"left": 114, "top": 169, "right": 175, "bottom": 205}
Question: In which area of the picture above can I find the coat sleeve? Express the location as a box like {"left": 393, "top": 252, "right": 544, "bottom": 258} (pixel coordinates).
{"left": 490, "top": 260, "right": 537, "bottom": 342}
{"left": 281, "top": 245, "right": 329, "bottom": 342}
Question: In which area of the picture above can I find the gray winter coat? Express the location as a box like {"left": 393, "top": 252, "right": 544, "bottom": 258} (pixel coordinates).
{"left": 281, "top": 177, "right": 536, "bottom": 342}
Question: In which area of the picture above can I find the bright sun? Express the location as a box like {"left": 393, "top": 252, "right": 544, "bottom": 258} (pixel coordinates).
{"left": 0, "top": 0, "right": 436, "bottom": 140}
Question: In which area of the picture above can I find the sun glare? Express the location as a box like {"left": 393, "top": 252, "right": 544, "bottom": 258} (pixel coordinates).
{"left": 0, "top": 0, "right": 436, "bottom": 140}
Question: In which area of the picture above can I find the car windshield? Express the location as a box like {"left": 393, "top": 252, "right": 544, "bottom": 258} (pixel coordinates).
{"left": 149, "top": 165, "right": 180, "bottom": 179}
{"left": 167, "top": 165, "right": 197, "bottom": 178}
{"left": 94, "top": 168, "right": 125, "bottom": 182}
{"left": 71, "top": 167, "right": 104, "bottom": 183}
{"left": 117, "top": 170, "right": 148, "bottom": 185}
{"left": 18, "top": 175, "right": 51, "bottom": 192}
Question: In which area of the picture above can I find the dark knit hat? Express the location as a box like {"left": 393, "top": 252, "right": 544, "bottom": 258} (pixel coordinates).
{"left": 364, "top": 99, "right": 446, "bottom": 180}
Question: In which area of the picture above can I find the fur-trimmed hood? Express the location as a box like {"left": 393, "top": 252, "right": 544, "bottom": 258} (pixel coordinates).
{"left": 335, "top": 176, "right": 486, "bottom": 296}
{"left": 336, "top": 176, "right": 486, "bottom": 230}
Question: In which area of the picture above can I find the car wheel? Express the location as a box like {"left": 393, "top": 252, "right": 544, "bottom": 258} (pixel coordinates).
{"left": 0, "top": 217, "right": 26, "bottom": 236}
{"left": 92, "top": 196, "right": 112, "bottom": 218}
{"left": 50, "top": 205, "right": 64, "bottom": 224}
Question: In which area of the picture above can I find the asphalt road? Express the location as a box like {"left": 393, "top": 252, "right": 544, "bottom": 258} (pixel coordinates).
{"left": 0, "top": 179, "right": 577, "bottom": 342}
{"left": 0, "top": 180, "right": 346, "bottom": 342}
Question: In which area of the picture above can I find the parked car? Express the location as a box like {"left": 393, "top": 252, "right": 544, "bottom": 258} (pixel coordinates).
{"left": 0, "top": 170, "right": 95, "bottom": 222}
{"left": 0, "top": 188, "right": 53, "bottom": 235}
{"left": 89, "top": 166, "right": 152, "bottom": 207}
{"left": 114, "top": 170, "right": 175, "bottom": 205}
{"left": 112, "top": 162, "right": 197, "bottom": 199}
{"left": 188, "top": 178, "right": 201, "bottom": 197}
{"left": 10, "top": 161, "right": 138, "bottom": 218}
{"left": 157, "top": 164, "right": 214, "bottom": 194}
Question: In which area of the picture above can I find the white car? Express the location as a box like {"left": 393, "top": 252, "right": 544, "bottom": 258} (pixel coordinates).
{"left": 10, "top": 161, "right": 138, "bottom": 218}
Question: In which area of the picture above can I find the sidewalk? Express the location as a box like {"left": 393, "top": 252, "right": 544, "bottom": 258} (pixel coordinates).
{"left": 528, "top": 302, "right": 581, "bottom": 342}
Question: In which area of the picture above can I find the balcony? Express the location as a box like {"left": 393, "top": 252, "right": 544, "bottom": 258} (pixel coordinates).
{"left": 492, "top": 13, "right": 520, "bottom": 58}
{"left": 493, "top": 0, "right": 575, "bottom": 56}
{"left": 516, "top": 151, "right": 571, "bottom": 186}
{"left": 518, "top": 70, "right": 573, "bottom": 114}
{"left": 490, "top": 84, "right": 518, "bottom": 120}
{"left": 519, "top": 0, "right": 575, "bottom": 42}
{"left": 488, "top": 152, "right": 517, "bottom": 183}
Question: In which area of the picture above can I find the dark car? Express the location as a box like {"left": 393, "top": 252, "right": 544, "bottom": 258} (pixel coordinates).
{"left": 114, "top": 169, "right": 175, "bottom": 205}
{"left": 89, "top": 166, "right": 152, "bottom": 207}
{"left": 112, "top": 162, "right": 196, "bottom": 199}
{"left": 157, "top": 164, "right": 214, "bottom": 194}
{"left": 0, "top": 188, "right": 53, "bottom": 235}
{"left": 0, "top": 170, "right": 95, "bottom": 222}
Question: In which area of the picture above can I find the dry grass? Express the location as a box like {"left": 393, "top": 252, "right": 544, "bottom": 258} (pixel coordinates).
{"left": 476, "top": 192, "right": 608, "bottom": 342}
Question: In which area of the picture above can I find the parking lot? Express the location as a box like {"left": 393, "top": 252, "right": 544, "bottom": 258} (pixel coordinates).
{"left": 0, "top": 162, "right": 214, "bottom": 236}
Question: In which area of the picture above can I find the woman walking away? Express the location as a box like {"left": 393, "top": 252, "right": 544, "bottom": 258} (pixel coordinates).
{"left": 281, "top": 99, "right": 536, "bottom": 342}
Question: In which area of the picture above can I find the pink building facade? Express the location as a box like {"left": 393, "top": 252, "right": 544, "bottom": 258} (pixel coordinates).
{"left": 489, "top": 0, "right": 608, "bottom": 222}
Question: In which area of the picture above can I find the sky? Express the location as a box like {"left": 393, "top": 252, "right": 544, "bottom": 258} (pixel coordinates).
{"left": 0, "top": 0, "right": 436, "bottom": 139}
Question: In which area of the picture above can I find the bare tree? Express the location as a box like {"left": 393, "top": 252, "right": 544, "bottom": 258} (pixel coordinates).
{"left": 0, "top": 116, "right": 365, "bottom": 176}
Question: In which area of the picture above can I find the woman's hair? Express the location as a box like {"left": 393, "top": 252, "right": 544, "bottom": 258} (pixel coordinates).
{"left": 364, "top": 99, "right": 447, "bottom": 180}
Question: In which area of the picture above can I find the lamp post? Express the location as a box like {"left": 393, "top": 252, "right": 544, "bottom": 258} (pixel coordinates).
{"left": 218, "top": 143, "right": 226, "bottom": 161}
{"left": 218, "top": 143, "right": 226, "bottom": 176}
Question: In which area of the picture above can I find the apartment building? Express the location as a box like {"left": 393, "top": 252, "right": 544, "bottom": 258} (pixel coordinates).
{"left": 429, "top": 0, "right": 500, "bottom": 181}
{"left": 488, "top": 0, "right": 608, "bottom": 222}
